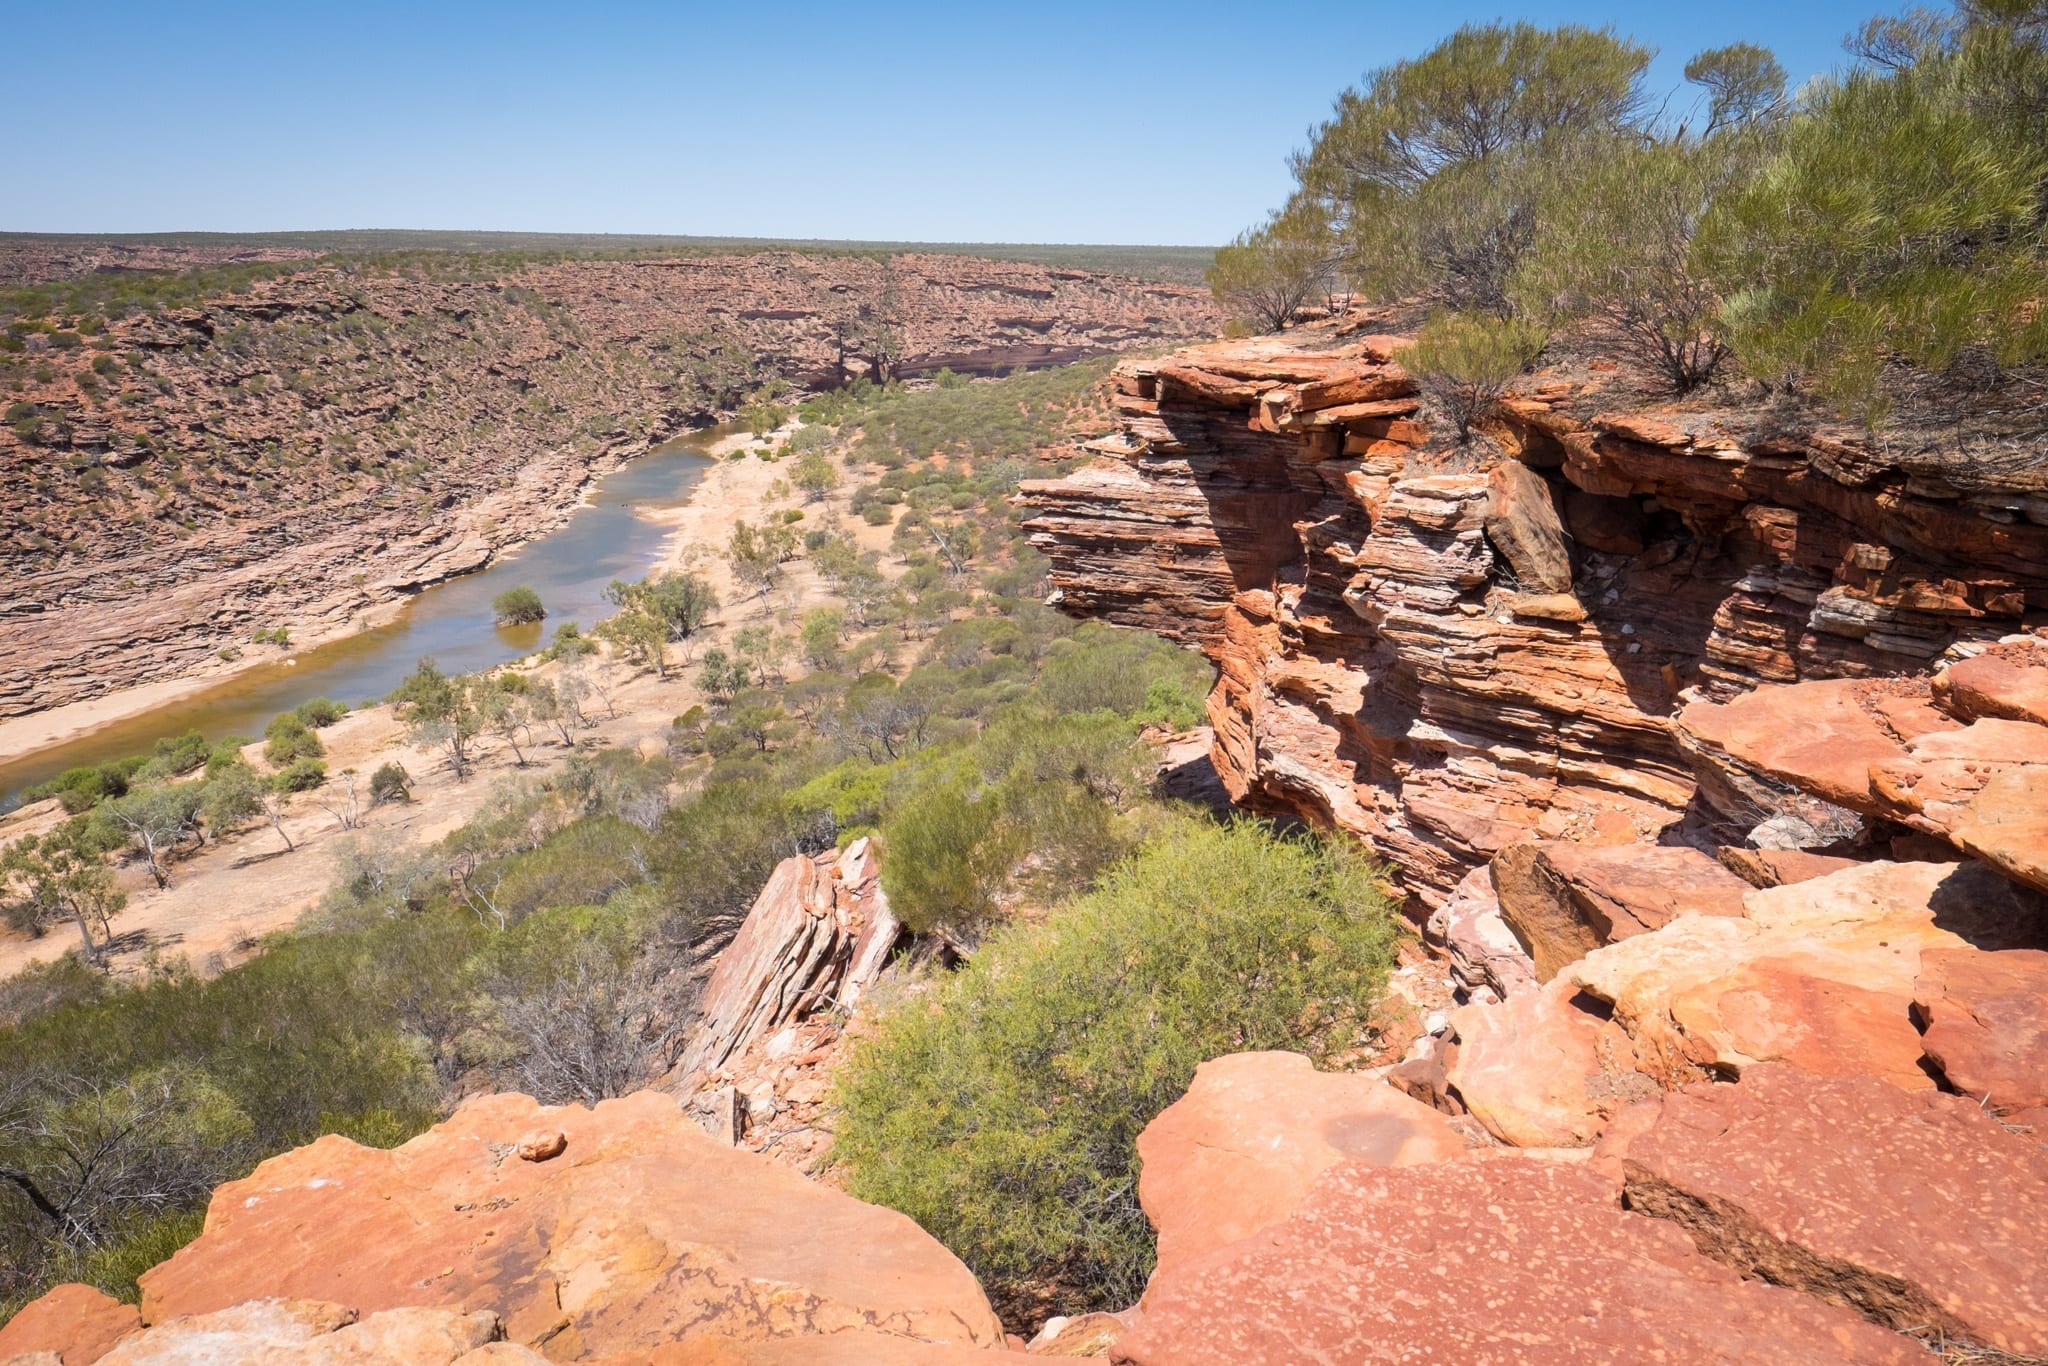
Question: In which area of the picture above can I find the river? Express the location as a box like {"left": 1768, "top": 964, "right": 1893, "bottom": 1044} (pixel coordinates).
{"left": 0, "top": 425, "right": 729, "bottom": 810}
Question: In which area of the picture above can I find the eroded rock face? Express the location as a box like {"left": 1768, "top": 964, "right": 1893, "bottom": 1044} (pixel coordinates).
{"left": 1113, "top": 1157, "right": 1921, "bottom": 1365}
{"left": 1133, "top": 1051, "right": 1466, "bottom": 1276}
{"left": 132, "top": 1091, "right": 1003, "bottom": 1360}
{"left": 1618, "top": 1064, "right": 2048, "bottom": 1357}
{"left": 1022, "top": 328, "right": 2048, "bottom": 909}
{"left": 1490, "top": 841, "right": 1752, "bottom": 982}
{"left": 678, "top": 839, "right": 900, "bottom": 1081}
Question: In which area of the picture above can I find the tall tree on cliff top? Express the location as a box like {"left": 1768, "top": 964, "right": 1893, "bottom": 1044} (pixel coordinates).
{"left": 1698, "top": 0, "right": 2048, "bottom": 419}
{"left": 1292, "top": 22, "right": 1655, "bottom": 317}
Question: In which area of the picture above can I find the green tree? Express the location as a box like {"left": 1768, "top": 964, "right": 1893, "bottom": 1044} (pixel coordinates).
{"left": 1699, "top": 3, "right": 2048, "bottom": 418}
{"left": 491, "top": 586, "right": 546, "bottom": 626}
{"left": 95, "top": 785, "right": 201, "bottom": 890}
{"left": 1207, "top": 201, "right": 1336, "bottom": 332}
{"left": 390, "top": 659, "right": 483, "bottom": 780}
{"left": 834, "top": 820, "right": 1402, "bottom": 1316}
{"left": 1513, "top": 131, "right": 1756, "bottom": 392}
{"left": 1293, "top": 22, "right": 1654, "bottom": 315}
{"left": 791, "top": 446, "right": 842, "bottom": 502}
{"left": 800, "top": 607, "right": 846, "bottom": 669}
{"left": 0, "top": 827, "right": 127, "bottom": 965}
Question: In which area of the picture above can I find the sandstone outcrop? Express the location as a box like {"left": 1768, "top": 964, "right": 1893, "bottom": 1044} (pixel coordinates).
{"left": 1618, "top": 1064, "right": 2048, "bottom": 1357}
{"left": 1445, "top": 976, "right": 1654, "bottom": 1147}
{"left": 1132, "top": 1051, "right": 1465, "bottom": 1274}
{"left": 97, "top": 1300, "right": 520, "bottom": 1366}
{"left": 0, "top": 1283, "right": 140, "bottom": 1363}
{"left": 1023, "top": 326, "right": 2048, "bottom": 911}
{"left": 3, "top": 252, "right": 1217, "bottom": 716}
{"left": 1489, "top": 840, "right": 1751, "bottom": 981}
{"left": 677, "top": 839, "right": 900, "bottom": 1081}
{"left": 125, "top": 1090, "right": 1003, "bottom": 1360}
{"left": 1114, "top": 1156, "right": 1921, "bottom": 1365}
{"left": 1914, "top": 946, "right": 2048, "bottom": 1109}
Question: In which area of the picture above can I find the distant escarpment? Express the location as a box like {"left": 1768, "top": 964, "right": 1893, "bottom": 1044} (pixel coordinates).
{"left": 0, "top": 251, "right": 1216, "bottom": 716}
{"left": 1022, "top": 322, "right": 2048, "bottom": 910}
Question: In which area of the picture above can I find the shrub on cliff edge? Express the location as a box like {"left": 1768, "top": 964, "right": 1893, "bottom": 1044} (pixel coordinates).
{"left": 832, "top": 818, "right": 1401, "bottom": 1321}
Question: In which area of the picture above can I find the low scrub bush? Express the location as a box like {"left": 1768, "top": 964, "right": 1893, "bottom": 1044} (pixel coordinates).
{"left": 834, "top": 819, "right": 1402, "bottom": 1318}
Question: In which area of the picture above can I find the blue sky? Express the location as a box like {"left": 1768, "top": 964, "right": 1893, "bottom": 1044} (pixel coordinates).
{"left": 6, "top": 0, "right": 1885, "bottom": 244}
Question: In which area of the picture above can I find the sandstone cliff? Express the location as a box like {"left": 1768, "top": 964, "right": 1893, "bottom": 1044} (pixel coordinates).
{"left": 1022, "top": 323, "right": 2047, "bottom": 909}
{"left": 1, "top": 252, "right": 1217, "bottom": 716}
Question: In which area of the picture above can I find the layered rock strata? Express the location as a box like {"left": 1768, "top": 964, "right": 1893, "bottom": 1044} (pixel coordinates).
{"left": 677, "top": 838, "right": 900, "bottom": 1081}
{"left": 1022, "top": 328, "right": 2048, "bottom": 910}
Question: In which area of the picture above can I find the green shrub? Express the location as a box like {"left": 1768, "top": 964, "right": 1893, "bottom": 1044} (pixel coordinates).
{"left": 492, "top": 585, "right": 546, "bottom": 625}
{"left": 1401, "top": 311, "right": 1547, "bottom": 441}
{"left": 271, "top": 758, "right": 328, "bottom": 793}
{"left": 293, "top": 697, "right": 348, "bottom": 728}
{"left": 834, "top": 819, "right": 1402, "bottom": 1318}
{"left": 369, "top": 762, "right": 412, "bottom": 806}
{"left": 263, "top": 713, "right": 324, "bottom": 765}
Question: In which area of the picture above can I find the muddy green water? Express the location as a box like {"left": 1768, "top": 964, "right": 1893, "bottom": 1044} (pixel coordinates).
{"left": 0, "top": 426, "right": 731, "bottom": 810}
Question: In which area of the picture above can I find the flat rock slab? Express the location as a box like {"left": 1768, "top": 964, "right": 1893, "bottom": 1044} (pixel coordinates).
{"left": 1572, "top": 861, "right": 2005, "bottom": 1091}
{"left": 1135, "top": 1051, "right": 1466, "bottom": 1275}
{"left": 1871, "top": 718, "right": 2048, "bottom": 895}
{"left": 1915, "top": 947, "right": 2048, "bottom": 1110}
{"left": 1621, "top": 1064, "right": 2048, "bottom": 1357}
{"left": 0, "top": 1282, "right": 142, "bottom": 1363}
{"left": 1678, "top": 678, "right": 1907, "bottom": 812}
{"left": 1492, "top": 841, "right": 1751, "bottom": 981}
{"left": 1937, "top": 645, "right": 2048, "bottom": 726}
{"left": 1447, "top": 977, "right": 1656, "bottom": 1147}
{"left": 135, "top": 1091, "right": 1003, "bottom": 1359}
{"left": 95, "top": 1300, "right": 515, "bottom": 1365}
{"left": 1113, "top": 1157, "right": 1921, "bottom": 1365}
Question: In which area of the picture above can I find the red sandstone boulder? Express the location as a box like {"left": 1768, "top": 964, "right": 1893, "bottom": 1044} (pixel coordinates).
{"left": 1491, "top": 841, "right": 1751, "bottom": 981}
{"left": 1870, "top": 717, "right": 2048, "bottom": 895}
{"left": 1915, "top": 947, "right": 2048, "bottom": 1110}
{"left": 1112, "top": 1157, "right": 1920, "bottom": 1365}
{"left": 1134, "top": 1052, "right": 1466, "bottom": 1275}
{"left": 135, "top": 1091, "right": 1003, "bottom": 1359}
{"left": 1424, "top": 866, "right": 1537, "bottom": 1002}
{"left": 1571, "top": 860, "right": 2009, "bottom": 1091}
{"left": 1619, "top": 1064, "right": 2048, "bottom": 1357}
{"left": 677, "top": 839, "right": 902, "bottom": 1080}
{"left": 1482, "top": 460, "right": 1573, "bottom": 595}
{"left": 1677, "top": 677, "right": 1907, "bottom": 813}
{"left": 1445, "top": 977, "right": 1655, "bottom": 1147}
{"left": 1936, "top": 643, "right": 2048, "bottom": 726}
{"left": 0, "top": 1283, "right": 141, "bottom": 1363}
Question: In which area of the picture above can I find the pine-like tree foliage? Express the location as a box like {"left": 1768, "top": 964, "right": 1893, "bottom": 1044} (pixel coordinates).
{"left": 1700, "top": 10, "right": 2048, "bottom": 418}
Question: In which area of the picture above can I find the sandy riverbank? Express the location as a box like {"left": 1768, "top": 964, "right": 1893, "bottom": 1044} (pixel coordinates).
{"left": 0, "top": 421, "right": 902, "bottom": 981}
{"left": 0, "top": 423, "right": 770, "bottom": 774}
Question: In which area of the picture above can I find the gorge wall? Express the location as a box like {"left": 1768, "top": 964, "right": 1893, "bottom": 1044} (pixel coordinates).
{"left": 1, "top": 252, "right": 1218, "bottom": 717}
{"left": 1021, "top": 322, "right": 2048, "bottom": 909}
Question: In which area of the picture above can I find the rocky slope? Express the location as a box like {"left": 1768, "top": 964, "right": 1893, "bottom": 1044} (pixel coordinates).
{"left": 0, "top": 252, "right": 1217, "bottom": 717}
